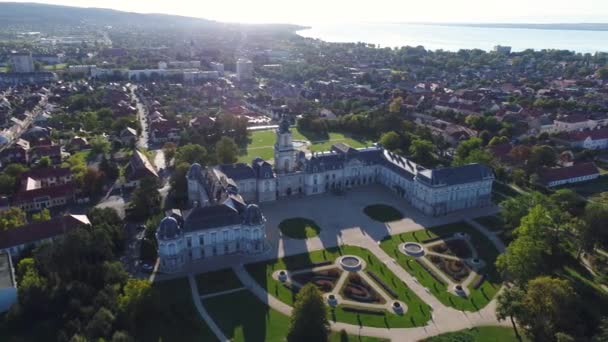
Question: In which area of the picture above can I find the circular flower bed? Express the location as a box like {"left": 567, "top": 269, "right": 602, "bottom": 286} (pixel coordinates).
{"left": 278, "top": 218, "right": 321, "bottom": 239}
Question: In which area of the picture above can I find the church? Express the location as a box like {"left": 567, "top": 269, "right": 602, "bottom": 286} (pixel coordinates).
{"left": 156, "top": 117, "right": 494, "bottom": 272}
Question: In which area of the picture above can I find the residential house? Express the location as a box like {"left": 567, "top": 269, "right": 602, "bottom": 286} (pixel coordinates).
{"left": 564, "top": 127, "right": 608, "bottom": 150}
{"left": 125, "top": 150, "right": 158, "bottom": 187}
{"left": 118, "top": 127, "right": 138, "bottom": 146}
{"left": 0, "top": 215, "right": 90, "bottom": 258}
{"left": 538, "top": 162, "right": 600, "bottom": 187}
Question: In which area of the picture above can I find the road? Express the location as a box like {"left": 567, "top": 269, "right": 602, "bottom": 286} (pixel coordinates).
{"left": 130, "top": 85, "right": 149, "bottom": 150}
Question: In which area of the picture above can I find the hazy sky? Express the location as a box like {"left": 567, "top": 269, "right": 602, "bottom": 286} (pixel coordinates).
{"left": 4, "top": 0, "right": 608, "bottom": 25}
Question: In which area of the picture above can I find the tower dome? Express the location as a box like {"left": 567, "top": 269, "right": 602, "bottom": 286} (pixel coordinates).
{"left": 243, "top": 204, "right": 264, "bottom": 225}
{"left": 156, "top": 216, "right": 182, "bottom": 240}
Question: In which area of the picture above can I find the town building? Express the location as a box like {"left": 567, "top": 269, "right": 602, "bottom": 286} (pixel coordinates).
{"left": 210, "top": 62, "right": 224, "bottom": 75}
{"left": 9, "top": 52, "right": 35, "bottom": 73}
{"left": 0, "top": 252, "right": 16, "bottom": 313}
{"left": 157, "top": 117, "right": 494, "bottom": 272}
{"left": 125, "top": 150, "right": 158, "bottom": 187}
{"left": 236, "top": 58, "right": 254, "bottom": 81}
{"left": 0, "top": 215, "right": 90, "bottom": 258}
{"left": 538, "top": 162, "right": 600, "bottom": 187}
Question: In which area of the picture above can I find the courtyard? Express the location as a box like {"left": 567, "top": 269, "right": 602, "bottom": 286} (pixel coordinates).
{"left": 154, "top": 184, "right": 505, "bottom": 341}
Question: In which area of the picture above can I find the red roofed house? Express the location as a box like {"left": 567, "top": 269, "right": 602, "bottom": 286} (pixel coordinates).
{"left": 0, "top": 214, "right": 90, "bottom": 257}
{"left": 566, "top": 127, "right": 608, "bottom": 150}
{"left": 149, "top": 120, "right": 180, "bottom": 144}
{"left": 538, "top": 162, "right": 600, "bottom": 187}
{"left": 13, "top": 167, "right": 74, "bottom": 212}
{"left": 125, "top": 150, "right": 158, "bottom": 187}
{"left": 29, "top": 145, "right": 62, "bottom": 165}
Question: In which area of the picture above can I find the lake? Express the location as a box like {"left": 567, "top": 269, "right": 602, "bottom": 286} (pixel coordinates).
{"left": 297, "top": 23, "right": 608, "bottom": 53}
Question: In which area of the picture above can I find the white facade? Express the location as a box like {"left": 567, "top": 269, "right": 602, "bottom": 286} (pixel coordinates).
{"left": 10, "top": 53, "right": 35, "bottom": 73}
{"left": 236, "top": 58, "right": 254, "bottom": 81}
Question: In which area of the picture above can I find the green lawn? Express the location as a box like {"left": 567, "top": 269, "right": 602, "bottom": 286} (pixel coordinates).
{"left": 245, "top": 245, "right": 432, "bottom": 328}
{"left": 363, "top": 204, "right": 404, "bottom": 223}
{"left": 43, "top": 63, "right": 67, "bottom": 70}
{"left": 422, "top": 326, "right": 526, "bottom": 342}
{"left": 195, "top": 268, "right": 243, "bottom": 295}
{"left": 140, "top": 278, "right": 218, "bottom": 341}
{"left": 380, "top": 222, "right": 502, "bottom": 312}
{"left": 238, "top": 128, "right": 373, "bottom": 163}
{"left": 279, "top": 217, "right": 321, "bottom": 239}
{"left": 204, "top": 289, "right": 389, "bottom": 342}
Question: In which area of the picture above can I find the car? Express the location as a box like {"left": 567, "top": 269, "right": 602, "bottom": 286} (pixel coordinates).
{"left": 141, "top": 263, "right": 154, "bottom": 272}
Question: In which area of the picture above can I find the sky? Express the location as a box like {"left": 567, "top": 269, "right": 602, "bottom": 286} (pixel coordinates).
{"left": 3, "top": 0, "right": 608, "bottom": 25}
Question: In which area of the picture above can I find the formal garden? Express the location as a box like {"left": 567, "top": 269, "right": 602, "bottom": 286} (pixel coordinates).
{"left": 203, "top": 287, "right": 388, "bottom": 342}
{"left": 380, "top": 222, "right": 502, "bottom": 311}
{"left": 279, "top": 217, "right": 322, "bottom": 239}
{"left": 238, "top": 128, "right": 372, "bottom": 163}
{"left": 363, "top": 204, "right": 404, "bottom": 222}
{"left": 245, "top": 245, "right": 433, "bottom": 328}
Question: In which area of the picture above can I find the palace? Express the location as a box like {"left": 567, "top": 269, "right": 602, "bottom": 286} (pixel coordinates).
{"left": 156, "top": 117, "right": 494, "bottom": 272}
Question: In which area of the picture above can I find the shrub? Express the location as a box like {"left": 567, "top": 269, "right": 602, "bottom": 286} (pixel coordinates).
{"left": 367, "top": 270, "right": 398, "bottom": 298}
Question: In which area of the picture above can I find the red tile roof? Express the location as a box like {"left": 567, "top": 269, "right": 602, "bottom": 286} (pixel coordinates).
{"left": 0, "top": 215, "right": 90, "bottom": 249}
{"left": 567, "top": 127, "right": 608, "bottom": 142}
{"left": 13, "top": 183, "right": 75, "bottom": 203}
{"left": 539, "top": 162, "right": 599, "bottom": 184}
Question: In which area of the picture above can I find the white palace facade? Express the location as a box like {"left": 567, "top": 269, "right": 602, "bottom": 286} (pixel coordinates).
{"left": 156, "top": 117, "right": 494, "bottom": 272}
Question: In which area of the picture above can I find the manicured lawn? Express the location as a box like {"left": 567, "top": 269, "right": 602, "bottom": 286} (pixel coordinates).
{"left": 380, "top": 222, "right": 502, "bottom": 312}
{"left": 279, "top": 217, "right": 321, "bottom": 239}
{"left": 43, "top": 63, "right": 67, "bottom": 70}
{"left": 205, "top": 289, "right": 389, "bottom": 342}
{"left": 196, "top": 268, "right": 243, "bottom": 295}
{"left": 474, "top": 215, "right": 505, "bottom": 232}
{"left": 238, "top": 128, "right": 373, "bottom": 163}
{"left": 140, "top": 278, "right": 218, "bottom": 341}
{"left": 363, "top": 204, "right": 404, "bottom": 222}
{"left": 422, "top": 326, "right": 526, "bottom": 342}
{"left": 245, "top": 245, "right": 432, "bottom": 328}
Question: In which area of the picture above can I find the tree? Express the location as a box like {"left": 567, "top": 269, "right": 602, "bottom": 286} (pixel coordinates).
{"left": 583, "top": 202, "right": 608, "bottom": 248}
{"left": 0, "top": 207, "right": 27, "bottom": 231}
{"left": 528, "top": 145, "right": 556, "bottom": 171}
{"left": 100, "top": 156, "right": 120, "bottom": 181}
{"left": 31, "top": 209, "right": 51, "bottom": 222}
{"left": 85, "top": 307, "right": 115, "bottom": 339}
{"left": 0, "top": 174, "right": 17, "bottom": 195}
{"left": 496, "top": 235, "right": 545, "bottom": 284}
{"left": 500, "top": 192, "right": 550, "bottom": 229}
{"left": 215, "top": 136, "right": 238, "bottom": 164}
{"left": 452, "top": 137, "right": 489, "bottom": 166}
{"left": 286, "top": 284, "right": 329, "bottom": 342}
{"left": 509, "top": 145, "right": 531, "bottom": 164}
{"left": 90, "top": 135, "right": 111, "bottom": 154}
{"left": 36, "top": 156, "right": 52, "bottom": 168}
{"left": 175, "top": 144, "right": 208, "bottom": 165}
{"left": 598, "top": 66, "right": 608, "bottom": 80}
{"left": 82, "top": 168, "right": 107, "bottom": 197}
{"left": 519, "top": 277, "right": 575, "bottom": 341}
{"left": 388, "top": 97, "right": 402, "bottom": 113}
{"left": 129, "top": 177, "right": 161, "bottom": 220}
{"left": 379, "top": 131, "right": 401, "bottom": 151}
{"left": 593, "top": 317, "right": 608, "bottom": 342}
{"left": 171, "top": 162, "right": 191, "bottom": 206}
{"left": 488, "top": 136, "right": 509, "bottom": 146}
{"left": 118, "top": 279, "right": 153, "bottom": 332}
{"left": 408, "top": 139, "right": 436, "bottom": 166}
{"left": 496, "top": 286, "right": 525, "bottom": 337}
{"left": 162, "top": 142, "right": 177, "bottom": 165}
{"left": 550, "top": 189, "right": 584, "bottom": 215}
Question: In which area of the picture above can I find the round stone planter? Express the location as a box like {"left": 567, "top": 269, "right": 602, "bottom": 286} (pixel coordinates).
{"left": 327, "top": 294, "right": 338, "bottom": 306}
{"left": 339, "top": 255, "right": 363, "bottom": 272}
{"left": 401, "top": 242, "right": 425, "bottom": 257}
{"left": 278, "top": 270, "right": 288, "bottom": 282}
{"left": 392, "top": 301, "right": 404, "bottom": 314}
{"left": 454, "top": 232, "right": 469, "bottom": 240}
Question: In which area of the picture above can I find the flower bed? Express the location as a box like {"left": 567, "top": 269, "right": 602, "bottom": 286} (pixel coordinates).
{"left": 367, "top": 270, "right": 398, "bottom": 298}
{"left": 415, "top": 259, "right": 446, "bottom": 286}
{"left": 341, "top": 305, "right": 386, "bottom": 316}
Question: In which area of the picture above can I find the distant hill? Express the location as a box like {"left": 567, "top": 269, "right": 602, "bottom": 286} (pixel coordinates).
{"left": 0, "top": 2, "right": 304, "bottom": 31}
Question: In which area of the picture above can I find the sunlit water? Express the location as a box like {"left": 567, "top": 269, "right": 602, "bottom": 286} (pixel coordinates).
{"left": 298, "top": 23, "right": 608, "bottom": 53}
